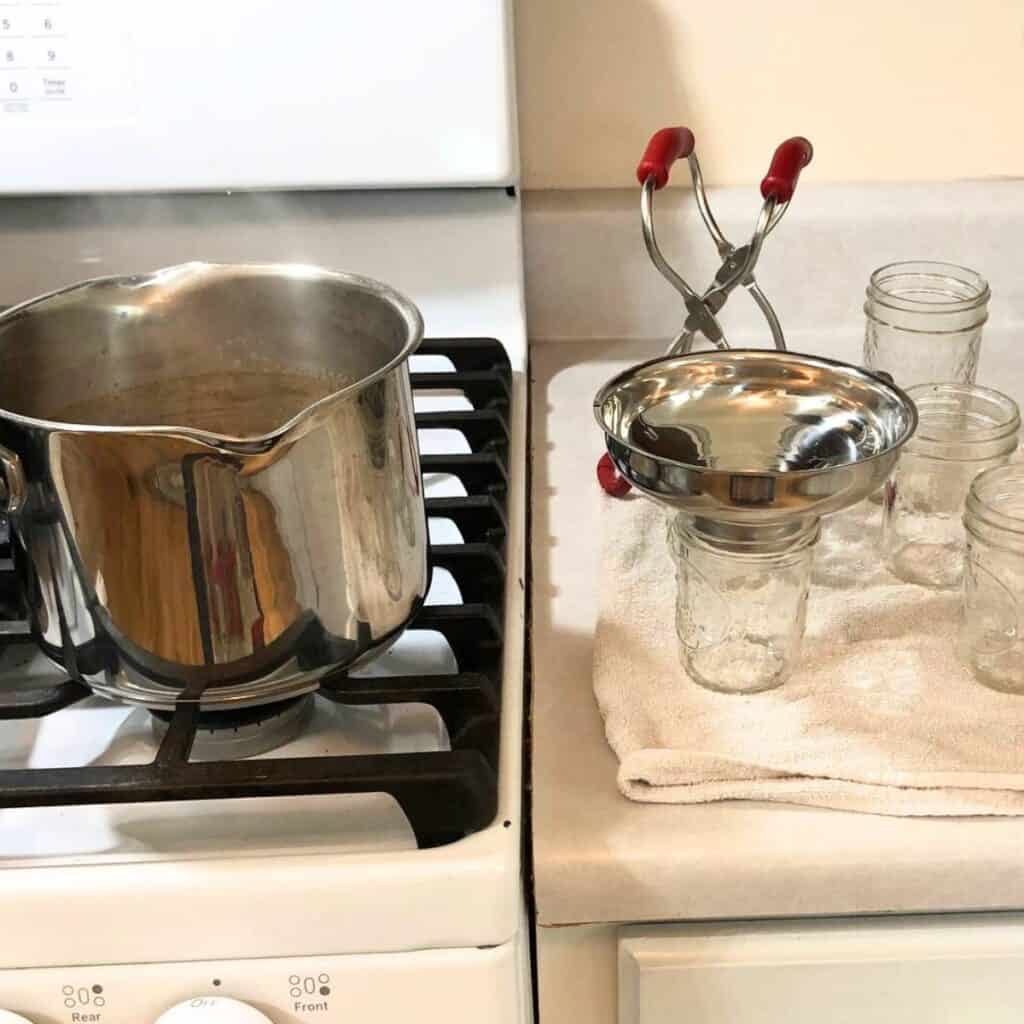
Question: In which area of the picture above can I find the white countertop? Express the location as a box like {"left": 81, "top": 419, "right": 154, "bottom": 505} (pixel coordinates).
{"left": 530, "top": 336, "right": 1024, "bottom": 929}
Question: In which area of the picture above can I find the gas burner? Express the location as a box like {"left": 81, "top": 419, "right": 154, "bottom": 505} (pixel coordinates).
{"left": 150, "top": 694, "right": 315, "bottom": 760}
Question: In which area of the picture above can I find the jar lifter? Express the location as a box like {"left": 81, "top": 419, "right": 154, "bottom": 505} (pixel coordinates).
{"left": 597, "top": 126, "right": 814, "bottom": 497}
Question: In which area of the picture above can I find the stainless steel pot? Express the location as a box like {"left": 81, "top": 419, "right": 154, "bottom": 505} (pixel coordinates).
{"left": 0, "top": 262, "right": 428, "bottom": 709}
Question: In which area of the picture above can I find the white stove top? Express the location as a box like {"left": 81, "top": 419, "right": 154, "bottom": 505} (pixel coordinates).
{"left": 0, "top": 188, "right": 528, "bottom": 970}
{"left": 0, "top": 700, "right": 427, "bottom": 861}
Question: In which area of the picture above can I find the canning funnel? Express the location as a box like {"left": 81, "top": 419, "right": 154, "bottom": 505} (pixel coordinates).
{"left": 594, "top": 350, "right": 918, "bottom": 543}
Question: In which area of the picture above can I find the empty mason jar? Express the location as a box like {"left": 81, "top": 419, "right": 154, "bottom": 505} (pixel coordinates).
{"left": 864, "top": 261, "right": 990, "bottom": 387}
{"left": 960, "top": 464, "right": 1024, "bottom": 693}
{"left": 882, "top": 383, "right": 1020, "bottom": 589}
{"left": 668, "top": 515, "right": 819, "bottom": 694}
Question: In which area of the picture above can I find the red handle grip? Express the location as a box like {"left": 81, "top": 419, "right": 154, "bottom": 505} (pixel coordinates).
{"left": 760, "top": 136, "right": 813, "bottom": 203}
{"left": 636, "top": 127, "right": 696, "bottom": 190}
{"left": 597, "top": 452, "right": 632, "bottom": 498}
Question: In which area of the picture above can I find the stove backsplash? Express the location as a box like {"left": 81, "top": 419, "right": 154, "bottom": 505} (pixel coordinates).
{"left": 523, "top": 179, "right": 1024, "bottom": 351}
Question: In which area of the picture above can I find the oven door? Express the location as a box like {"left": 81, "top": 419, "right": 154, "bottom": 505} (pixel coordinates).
{"left": 619, "top": 914, "right": 1024, "bottom": 1023}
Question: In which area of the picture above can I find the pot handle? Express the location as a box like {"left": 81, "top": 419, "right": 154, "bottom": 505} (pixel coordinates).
{"left": 0, "top": 443, "right": 26, "bottom": 517}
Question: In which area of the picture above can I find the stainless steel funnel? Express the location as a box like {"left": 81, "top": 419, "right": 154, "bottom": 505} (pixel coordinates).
{"left": 594, "top": 350, "right": 918, "bottom": 534}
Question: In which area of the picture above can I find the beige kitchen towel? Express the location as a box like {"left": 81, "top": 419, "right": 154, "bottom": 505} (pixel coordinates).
{"left": 594, "top": 495, "right": 1024, "bottom": 814}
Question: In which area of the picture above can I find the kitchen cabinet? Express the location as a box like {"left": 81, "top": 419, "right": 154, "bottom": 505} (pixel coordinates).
{"left": 620, "top": 915, "right": 1024, "bottom": 1023}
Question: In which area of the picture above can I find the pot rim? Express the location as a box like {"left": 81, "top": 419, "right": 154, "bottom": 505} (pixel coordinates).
{"left": 0, "top": 261, "right": 424, "bottom": 449}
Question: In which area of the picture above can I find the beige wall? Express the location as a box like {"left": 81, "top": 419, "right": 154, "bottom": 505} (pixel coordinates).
{"left": 516, "top": 0, "right": 1023, "bottom": 190}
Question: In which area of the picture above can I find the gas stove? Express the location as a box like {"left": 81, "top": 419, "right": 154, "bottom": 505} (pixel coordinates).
{"left": 0, "top": 295, "right": 529, "bottom": 1009}
{"left": 0, "top": 339, "right": 510, "bottom": 851}
{"left": 0, "top": 3, "right": 529, "bottom": 1019}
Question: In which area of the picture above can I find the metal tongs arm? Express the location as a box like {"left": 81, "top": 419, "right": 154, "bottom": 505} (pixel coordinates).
{"left": 636, "top": 129, "right": 813, "bottom": 355}
{"left": 638, "top": 129, "right": 704, "bottom": 305}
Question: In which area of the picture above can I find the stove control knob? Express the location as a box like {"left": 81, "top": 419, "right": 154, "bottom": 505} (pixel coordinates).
{"left": 0, "top": 1013, "right": 34, "bottom": 1023}
{"left": 154, "top": 997, "right": 273, "bottom": 1023}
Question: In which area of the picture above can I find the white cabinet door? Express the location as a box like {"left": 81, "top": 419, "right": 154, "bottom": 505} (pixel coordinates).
{"left": 620, "top": 914, "right": 1024, "bottom": 1024}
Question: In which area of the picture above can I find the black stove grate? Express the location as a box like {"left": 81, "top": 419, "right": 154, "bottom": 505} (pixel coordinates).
{"left": 0, "top": 337, "right": 511, "bottom": 849}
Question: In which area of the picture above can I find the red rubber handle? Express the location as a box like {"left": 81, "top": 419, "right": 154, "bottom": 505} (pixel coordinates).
{"left": 636, "top": 127, "right": 696, "bottom": 190}
{"left": 597, "top": 452, "right": 632, "bottom": 498}
{"left": 760, "top": 137, "right": 813, "bottom": 202}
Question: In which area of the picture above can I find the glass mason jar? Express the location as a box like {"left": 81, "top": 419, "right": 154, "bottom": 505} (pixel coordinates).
{"left": 863, "top": 261, "right": 990, "bottom": 387}
{"left": 960, "top": 464, "right": 1024, "bottom": 693}
{"left": 882, "top": 383, "right": 1020, "bottom": 589}
{"left": 668, "top": 515, "right": 819, "bottom": 694}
